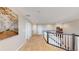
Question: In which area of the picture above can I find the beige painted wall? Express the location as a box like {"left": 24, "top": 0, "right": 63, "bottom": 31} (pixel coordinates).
{"left": 32, "top": 24, "right": 55, "bottom": 35}
{"left": 62, "top": 20, "right": 79, "bottom": 34}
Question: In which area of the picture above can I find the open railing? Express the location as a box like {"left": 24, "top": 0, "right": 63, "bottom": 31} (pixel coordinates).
{"left": 43, "top": 30, "right": 79, "bottom": 51}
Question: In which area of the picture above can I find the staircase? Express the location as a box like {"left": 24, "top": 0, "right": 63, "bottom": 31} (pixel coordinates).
{"left": 43, "top": 30, "right": 78, "bottom": 51}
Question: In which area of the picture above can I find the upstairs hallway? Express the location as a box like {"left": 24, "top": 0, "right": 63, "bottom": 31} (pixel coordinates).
{"left": 19, "top": 35, "right": 64, "bottom": 51}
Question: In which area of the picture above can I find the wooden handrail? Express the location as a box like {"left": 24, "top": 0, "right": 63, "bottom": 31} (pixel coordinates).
{"left": 43, "top": 30, "right": 79, "bottom": 36}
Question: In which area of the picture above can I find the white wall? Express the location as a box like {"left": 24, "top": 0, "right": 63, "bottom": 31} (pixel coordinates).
{"left": 0, "top": 8, "right": 32, "bottom": 51}
{"left": 0, "top": 16, "right": 24, "bottom": 50}
{"left": 32, "top": 25, "right": 38, "bottom": 34}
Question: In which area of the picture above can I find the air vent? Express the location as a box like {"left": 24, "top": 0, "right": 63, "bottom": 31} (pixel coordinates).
{"left": 26, "top": 14, "right": 31, "bottom": 17}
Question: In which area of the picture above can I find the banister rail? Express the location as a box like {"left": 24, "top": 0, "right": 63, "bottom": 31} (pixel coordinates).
{"left": 43, "top": 30, "right": 79, "bottom": 51}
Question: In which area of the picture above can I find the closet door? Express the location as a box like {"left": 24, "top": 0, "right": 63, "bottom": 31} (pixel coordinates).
{"left": 37, "top": 25, "right": 43, "bottom": 35}
{"left": 25, "top": 21, "right": 32, "bottom": 40}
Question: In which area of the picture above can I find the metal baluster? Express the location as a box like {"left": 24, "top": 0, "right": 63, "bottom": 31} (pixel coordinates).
{"left": 59, "top": 34, "right": 61, "bottom": 47}
{"left": 47, "top": 32, "right": 49, "bottom": 44}
{"left": 64, "top": 35, "right": 66, "bottom": 49}
{"left": 62, "top": 35, "right": 65, "bottom": 49}
{"left": 61, "top": 34, "right": 64, "bottom": 49}
{"left": 68, "top": 35, "right": 69, "bottom": 50}
{"left": 72, "top": 34, "right": 75, "bottom": 51}
{"left": 65, "top": 35, "right": 67, "bottom": 50}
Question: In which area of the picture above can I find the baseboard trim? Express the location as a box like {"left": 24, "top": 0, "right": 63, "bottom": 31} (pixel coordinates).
{"left": 16, "top": 40, "right": 26, "bottom": 51}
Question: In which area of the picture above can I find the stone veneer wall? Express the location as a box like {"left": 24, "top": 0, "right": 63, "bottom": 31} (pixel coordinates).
{"left": 0, "top": 7, "right": 18, "bottom": 33}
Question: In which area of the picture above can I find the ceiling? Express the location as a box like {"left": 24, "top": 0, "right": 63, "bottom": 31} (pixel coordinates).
{"left": 11, "top": 7, "right": 79, "bottom": 24}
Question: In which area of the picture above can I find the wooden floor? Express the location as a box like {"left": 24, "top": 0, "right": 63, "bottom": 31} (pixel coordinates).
{"left": 19, "top": 35, "right": 65, "bottom": 51}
